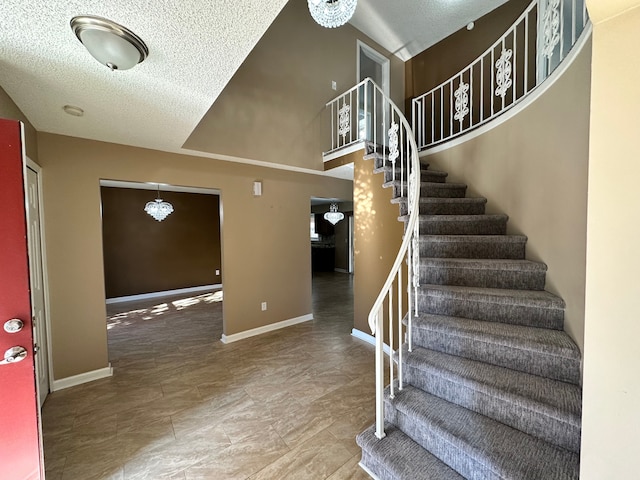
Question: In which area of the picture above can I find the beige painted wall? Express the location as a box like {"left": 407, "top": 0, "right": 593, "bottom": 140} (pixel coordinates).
{"left": 581, "top": 1, "right": 640, "bottom": 476}
{"left": 183, "top": 0, "right": 404, "bottom": 171}
{"left": 0, "top": 86, "right": 38, "bottom": 161}
{"left": 352, "top": 150, "right": 405, "bottom": 335}
{"left": 423, "top": 39, "right": 592, "bottom": 353}
{"left": 37, "top": 133, "right": 352, "bottom": 380}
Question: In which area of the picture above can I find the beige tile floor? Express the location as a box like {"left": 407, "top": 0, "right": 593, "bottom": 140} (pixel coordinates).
{"left": 42, "top": 272, "right": 376, "bottom": 479}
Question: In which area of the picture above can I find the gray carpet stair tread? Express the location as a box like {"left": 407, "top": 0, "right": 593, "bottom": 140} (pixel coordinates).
{"left": 387, "top": 386, "right": 580, "bottom": 479}
{"left": 421, "top": 234, "right": 527, "bottom": 244}
{"left": 419, "top": 234, "right": 528, "bottom": 259}
{"left": 391, "top": 196, "right": 486, "bottom": 205}
{"left": 357, "top": 424, "right": 465, "bottom": 480}
{"left": 403, "top": 346, "right": 581, "bottom": 451}
{"left": 420, "top": 284, "right": 565, "bottom": 309}
{"left": 420, "top": 213, "right": 508, "bottom": 222}
{"left": 420, "top": 258, "right": 546, "bottom": 272}
{"left": 384, "top": 180, "right": 466, "bottom": 190}
{"left": 411, "top": 313, "right": 581, "bottom": 384}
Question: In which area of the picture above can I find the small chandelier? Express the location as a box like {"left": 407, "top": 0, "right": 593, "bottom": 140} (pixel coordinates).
{"left": 324, "top": 203, "right": 344, "bottom": 225}
{"left": 144, "top": 185, "right": 174, "bottom": 222}
{"left": 71, "top": 15, "right": 148, "bottom": 71}
{"left": 308, "top": 0, "right": 357, "bottom": 28}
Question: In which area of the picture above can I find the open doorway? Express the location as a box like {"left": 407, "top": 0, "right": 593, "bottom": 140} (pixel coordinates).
{"left": 99, "top": 180, "right": 223, "bottom": 364}
{"left": 310, "top": 198, "right": 354, "bottom": 274}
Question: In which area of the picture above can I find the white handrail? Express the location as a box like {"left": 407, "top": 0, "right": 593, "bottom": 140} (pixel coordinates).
{"left": 325, "top": 78, "right": 421, "bottom": 440}
{"left": 412, "top": 0, "right": 589, "bottom": 150}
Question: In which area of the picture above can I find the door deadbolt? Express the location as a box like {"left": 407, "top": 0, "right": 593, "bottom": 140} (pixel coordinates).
{"left": 3, "top": 318, "right": 24, "bottom": 333}
{"left": 0, "top": 346, "right": 28, "bottom": 365}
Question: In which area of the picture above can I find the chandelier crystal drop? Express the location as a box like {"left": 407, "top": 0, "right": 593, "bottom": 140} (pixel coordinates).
{"left": 308, "top": 0, "right": 357, "bottom": 28}
{"left": 144, "top": 185, "right": 174, "bottom": 221}
{"left": 324, "top": 203, "right": 344, "bottom": 225}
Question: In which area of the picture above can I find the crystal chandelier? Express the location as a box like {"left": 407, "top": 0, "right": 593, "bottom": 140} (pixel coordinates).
{"left": 308, "top": 0, "right": 357, "bottom": 28}
{"left": 324, "top": 203, "right": 344, "bottom": 225}
{"left": 144, "top": 185, "right": 174, "bottom": 221}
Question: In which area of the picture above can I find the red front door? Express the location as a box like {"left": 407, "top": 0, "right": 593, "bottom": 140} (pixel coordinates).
{"left": 0, "top": 119, "right": 42, "bottom": 479}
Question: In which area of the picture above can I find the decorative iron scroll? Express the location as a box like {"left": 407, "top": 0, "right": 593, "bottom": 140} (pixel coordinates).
{"left": 453, "top": 82, "right": 470, "bottom": 123}
{"left": 338, "top": 102, "right": 351, "bottom": 139}
{"left": 388, "top": 121, "right": 399, "bottom": 164}
{"left": 495, "top": 48, "right": 513, "bottom": 98}
{"left": 542, "top": 0, "right": 561, "bottom": 59}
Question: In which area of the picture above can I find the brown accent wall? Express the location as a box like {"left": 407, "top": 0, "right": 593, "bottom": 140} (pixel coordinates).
{"left": 101, "top": 187, "right": 221, "bottom": 298}
{"left": 183, "top": 0, "right": 404, "bottom": 170}
{"left": 352, "top": 151, "right": 405, "bottom": 335}
{"left": 424, "top": 38, "right": 591, "bottom": 353}
{"left": 36, "top": 133, "right": 352, "bottom": 380}
{"left": 0, "top": 86, "right": 38, "bottom": 161}
{"left": 405, "top": 0, "right": 532, "bottom": 104}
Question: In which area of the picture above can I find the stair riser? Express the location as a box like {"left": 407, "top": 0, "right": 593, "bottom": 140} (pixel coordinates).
{"left": 420, "top": 201, "right": 486, "bottom": 215}
{"left": 391, "top": 184, "right": 468, "bottom": 199}
{"left": 397, "top": 201, "right": 486, "bottom": 216}
{"left": 403, "top": 364, "right": 581, "bottom": 453}
{"left": 420, "top": 218, "right": 507, "bottom": 235}
{"left": 384, "top": 405, "right": 500, "bottom": 479}
{"left": 419, "top": 238, "right": 527, "bottom": 259}
{"left": 385, "top": 402, "right": 579, "bottom": 479}
{"left": 419, "top": 265, "right": 546, "bottom": 290}
{"left": 410, "top": 326, "right": 581, "bottom": 384}
{"left": 417, "top": 292, "right": 565, "bottom": 329}
{"left": 383, "top": 169, "right": 446, "bottom": 184}
{"left": 359, "top": 452, "right": 395, "bottom": 480}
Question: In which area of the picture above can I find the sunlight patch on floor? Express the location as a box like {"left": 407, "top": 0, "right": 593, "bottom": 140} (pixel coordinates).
{"left": 107, "top": 290, "right": 223, "bottom": 330}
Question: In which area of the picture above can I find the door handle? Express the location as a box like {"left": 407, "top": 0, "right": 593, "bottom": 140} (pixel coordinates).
{"left": 0, "top": 346, "right": 27, "bottom": 365}
{"left": 3, "top": 318, "right": 24, "bottom": 333}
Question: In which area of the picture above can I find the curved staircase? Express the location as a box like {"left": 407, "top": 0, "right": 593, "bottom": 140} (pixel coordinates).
{"left": 356, "top": 151, "right": 582, "bottom": 479}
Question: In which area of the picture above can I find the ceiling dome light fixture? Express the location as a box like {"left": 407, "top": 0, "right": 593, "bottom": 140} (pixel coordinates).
{"left": 70, "top": 15, "right": 148, "bottom": 71}
{"left": 324, "top": 203, "right": 344, "bottom": 225}
{"left": 308, "top": 0, "right": 357, "bottom": 28}
{"left": 63, "top": 105, "right": 84, "bottom": 117}
{"left": 144, "top": 185, "right": 174, "bottom": 222}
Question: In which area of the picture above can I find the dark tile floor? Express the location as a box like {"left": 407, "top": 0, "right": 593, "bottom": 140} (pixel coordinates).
{"left": 42, "top": 272, "right": 375, "bottom": 479}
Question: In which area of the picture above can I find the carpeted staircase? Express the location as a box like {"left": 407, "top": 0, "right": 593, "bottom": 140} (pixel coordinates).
{"left": 356, "top": 151, "right": 582, "bottom": 479}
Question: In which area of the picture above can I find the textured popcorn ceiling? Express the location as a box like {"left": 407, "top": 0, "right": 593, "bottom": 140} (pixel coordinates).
{"left": 0, "top": 0, "right": 289, "bottom": 153}
{"left": 351, "top": 0, "right": 510, "bottom": 61}
{"left": 0, "top": 0, "right": 507, "bottom": 158}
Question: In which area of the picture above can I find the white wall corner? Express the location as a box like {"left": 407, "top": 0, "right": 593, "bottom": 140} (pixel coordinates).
{"left": 51, "top": 364, "right": 113, "bottom": 391}
{"left": 220, "top": 314, "right": 314, "bottom": 344}
{"left": 351, "top": 328, "right": 392, "bottom": 356}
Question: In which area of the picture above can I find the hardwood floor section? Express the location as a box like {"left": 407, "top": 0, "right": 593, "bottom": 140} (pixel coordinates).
{"left": 42, "top": 272, "right": 374, "bottom": 479}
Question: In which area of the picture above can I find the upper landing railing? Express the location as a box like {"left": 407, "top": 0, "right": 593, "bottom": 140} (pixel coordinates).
{"left": 413, "top": 0, "right": 590, "bottom": 150}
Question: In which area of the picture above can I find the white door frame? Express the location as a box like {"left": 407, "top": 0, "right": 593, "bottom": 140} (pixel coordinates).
{"left": 25, "top": 158, "right": 53, "bottom": 406}
{"left": 356, "top": 40, "right": 390, "bottom": 95}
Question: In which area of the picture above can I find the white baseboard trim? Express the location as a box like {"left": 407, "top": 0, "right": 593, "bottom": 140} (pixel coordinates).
{"left": 106, "top": 284, "right": 221, "bottom": 304}
{"left": 221, "top": 314, "right": 314, "bottom": 344}
{"left": 334, "top": 268, "right": 349, "bottom": 273}
{"left": 51, "top": 364, "right": 113, "bottom": 391}
{"left": 358, "top": 461, "right": 381, "bottom": 480}
{"left": 351, "top": 328, "right": 391, "bottom": 356}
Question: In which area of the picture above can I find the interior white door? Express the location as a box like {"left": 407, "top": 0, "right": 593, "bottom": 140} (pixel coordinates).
{"left": 26, "top": 165, "right": 49, "bottom": 407}
{"left": 357, "top": 41, "right": 390, "bottom": 143}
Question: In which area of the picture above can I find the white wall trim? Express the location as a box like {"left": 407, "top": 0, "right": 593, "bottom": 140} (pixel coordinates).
{"left": 351, "top": 328, "right": 391, "bottom": 356}
{"left": 420, "top": 24, "right": 593, "bottom": 158}
{"left": 358, "top": 462, "right": 381, "bottom": 480}
{"left": 323, "top": 142, "right": 365, "bottom": 163}
{"left": 24, "top": 157, "right": 55, "bottom": 401}
{"left": 334, "top": 268, "right": 349, "bottom": 273}
{"left": 221, "top": 314, "right": 314, "bottom": 344}
{"left": 51, "top": 364, "right": 113, "bottom": 391}
{"left": 106, "top": 284, "right": 221, "bottom": 304}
